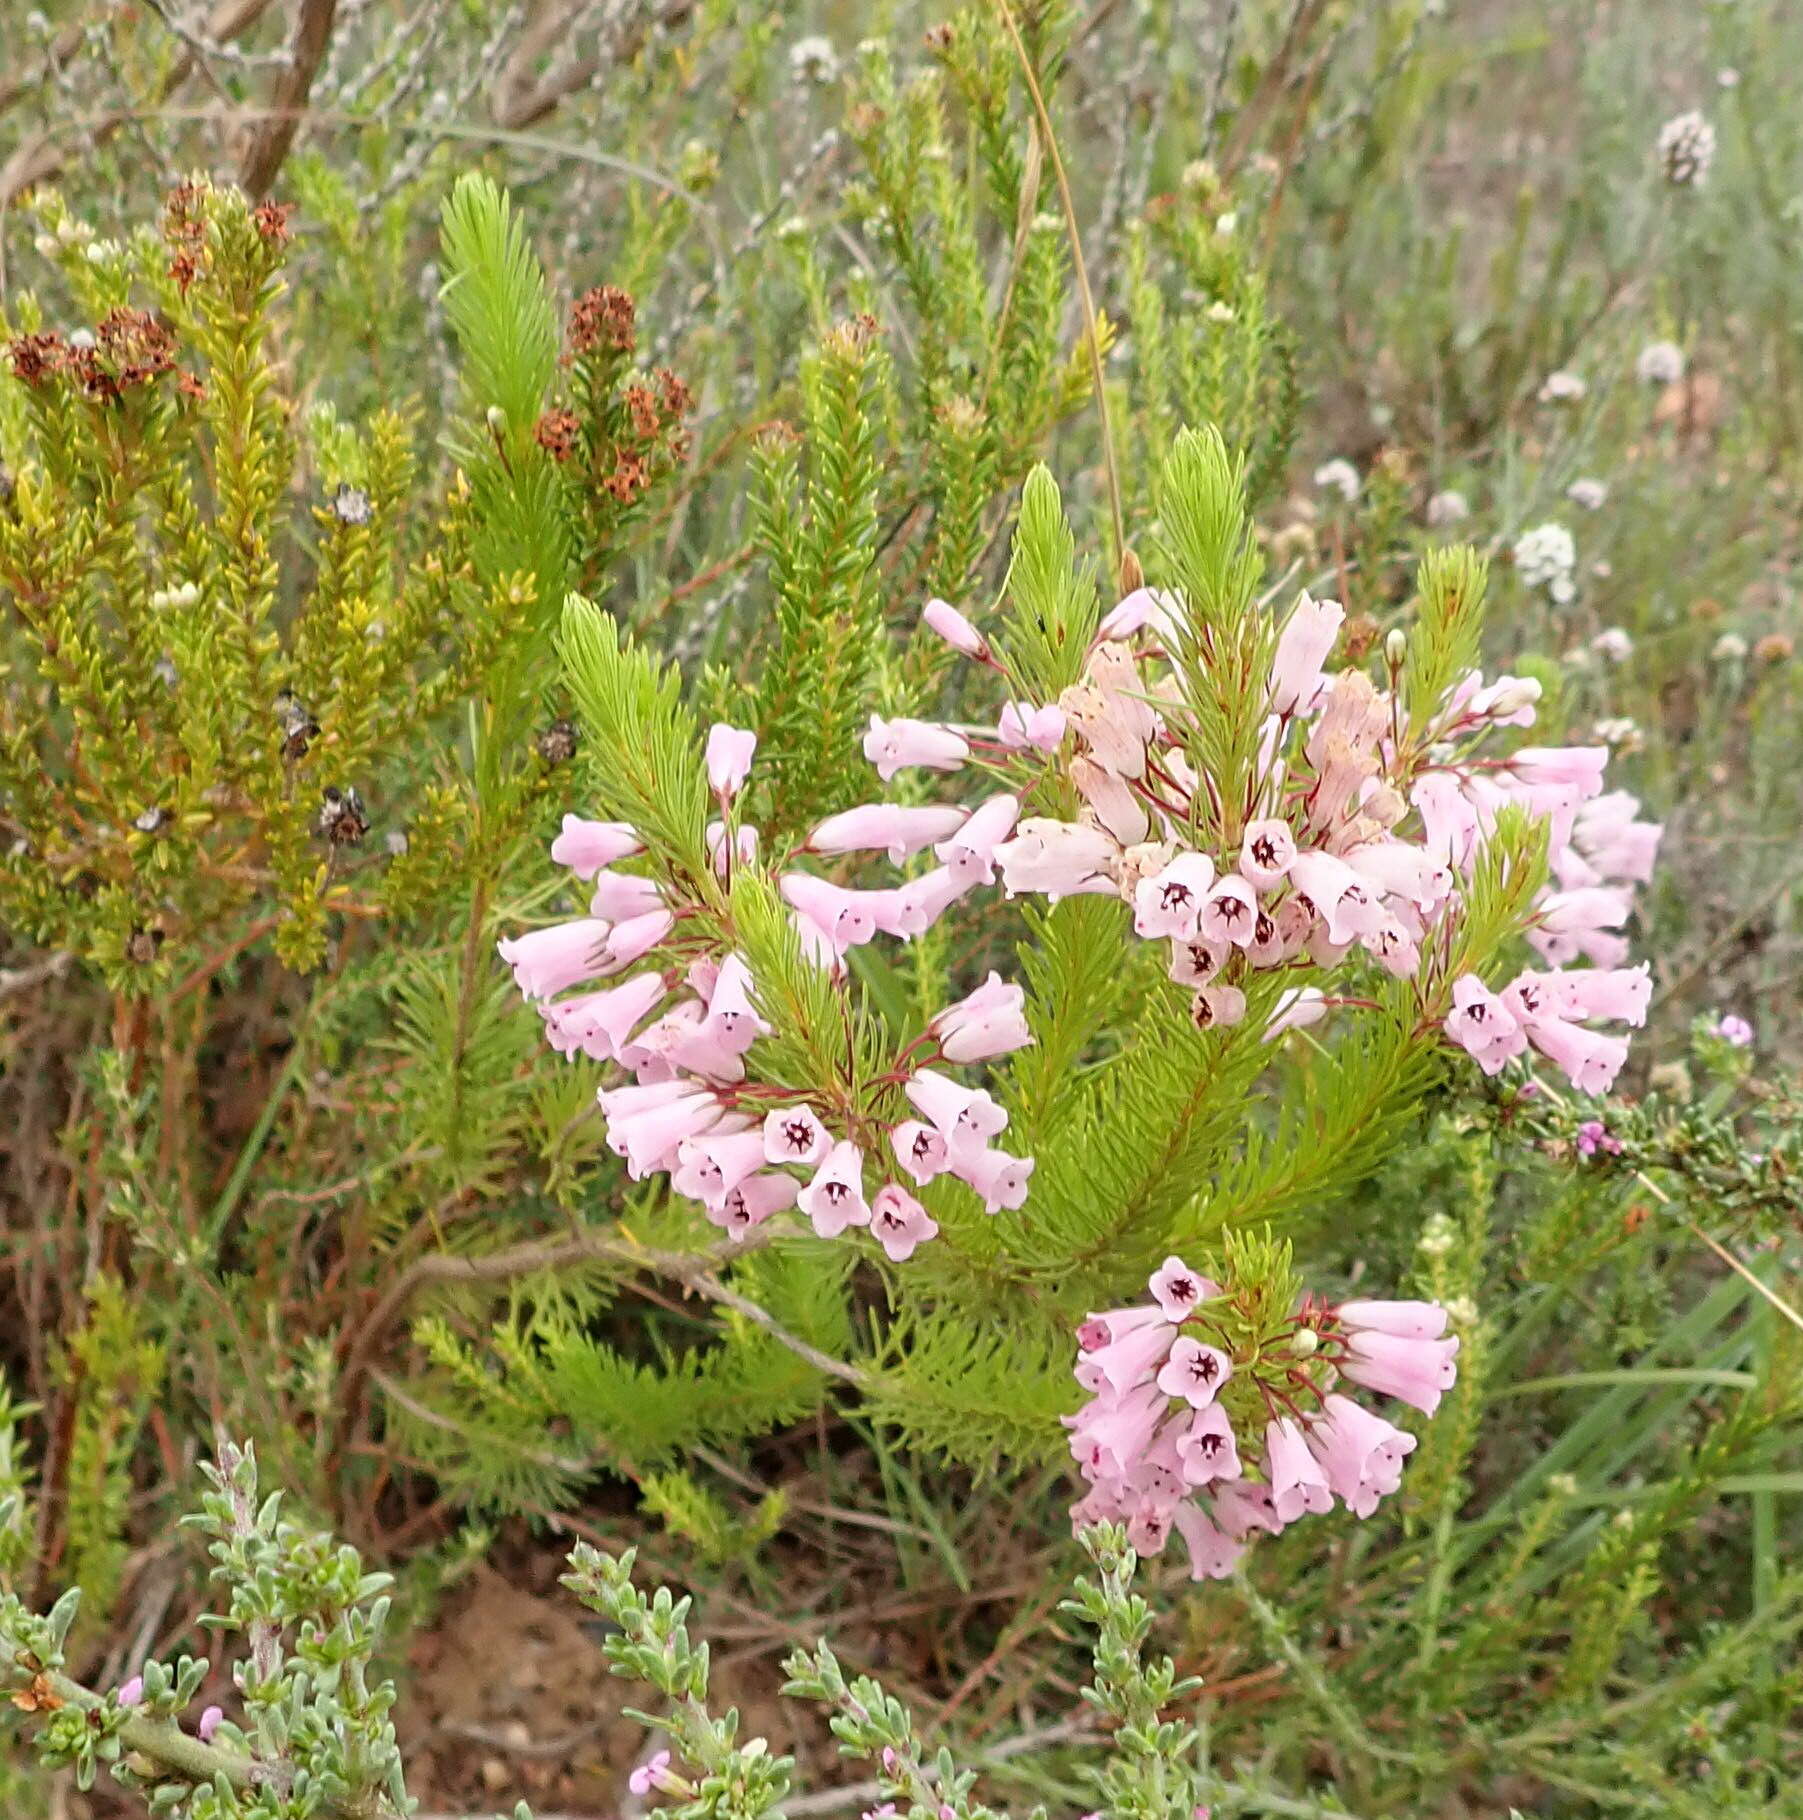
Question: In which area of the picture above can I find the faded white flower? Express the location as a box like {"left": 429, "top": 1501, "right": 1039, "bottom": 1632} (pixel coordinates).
{"left": 1312, "top": 457, "right": 1360, "bottom": 503}
{"left": 1513, "top": 522, "right": 1577, "bottom": 603}
{"left": 1636, "top": 340, "right": 1686, "bottom": 386}
{"left": 1657, "top": 110, "right": 1716, "bottom": 186}
{"left": 1425, "top": 488, "right": 1470, "bottom": 528}
{"left": 1566, "top": 477, "right": 1609, "bottom": 511}
{"left": 1718, "top": 68, "right": 1741, "bottom": 89}
{"left": 788, "top": 34, "right": 840, "bottom": 84}
{"left": 1538, "top": 370, "right": 1588, "bottom": 405}
{"left": 1594, "top": 716, "right": 1642, "bottom": 751}
{"left": 1591, "top": 627, "right": 1634, "bottom": 663}
{"left": 1711, "top": 632, "right": 1748, "bottom": 662}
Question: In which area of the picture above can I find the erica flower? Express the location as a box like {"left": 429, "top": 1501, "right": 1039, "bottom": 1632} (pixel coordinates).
{"left": 799, "top": 1140, "right": 870, "bottom": 1237}
{"left": 705, "top": 723, "right": 757, "bottom": 797}
{"left": 862, "top": 714, "right": 969, "bottom": 780}
{"left": 549, "top": 814, "right": 643, "bottom": 879}
{"left": 809, "top": 803, "right": 967, "bottom": 864}
{"left": 1155, "top": 1336, "right": 1233, "bottom": 1407}
{"left": 922, "top": 596, "right": 988, "bottom": 659}
{"left": 889, "top": 1118, "right": 948, "bottom": 1184}
{"left": 870, "top": 1183, "right": 938, "bottom": 1261}
{"left": 997, "top": 700, "right": 1067, "bottom": 752}
{"left": 931, "top": 972, "right": 1032, "bottom": 1061}
{"left": 995, "top": 818, "right": 1118, "bottom": 899}
{"left": 935, "top": 794, "right": 1020, "bottom": 885}
{"left": 1269, "top": 592, "right": 1344, "bottom": 715}
{"left": 497, "top": 919, "right": 613, "bottom": 1000}
{"left": 764, "top": 1103, "right": 829, "bottom": 1167}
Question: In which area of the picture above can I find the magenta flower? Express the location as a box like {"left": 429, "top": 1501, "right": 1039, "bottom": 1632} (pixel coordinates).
{"left": 871, "top": 1183, "right": 939, "bottom": 1261}
{"left": 1575, "top": 1117, "right": 1622, "bottom": 1159}
{"left": 809, "top": 802, "right": 967, "bottom": 864}
{"left": 862, "top": 713, "right": 970, "bottom": 780}
{"left": 549, "top": 814, "right": 642, "bottom": 879}
{"left": 629, "top": 1749, "right": 671, "bottom": 1796}
{"left": 799, "top": 1140, "right": 870, "bottom": 1237}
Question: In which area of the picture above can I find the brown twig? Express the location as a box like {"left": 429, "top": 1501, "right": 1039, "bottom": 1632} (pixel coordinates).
{"left": 237, "top": 0, "right": 338, "bottom": 196}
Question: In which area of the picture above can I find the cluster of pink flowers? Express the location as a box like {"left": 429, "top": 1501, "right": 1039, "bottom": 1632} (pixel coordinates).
{"left": 498, "top": 725, "right": 1034, "bottom": 1257}
{"left": 1067, "top": 1257, "right": 1457, "bottom": 1579}
{"left": 903, "top": 585, "right": 1659, "bottom": 1094}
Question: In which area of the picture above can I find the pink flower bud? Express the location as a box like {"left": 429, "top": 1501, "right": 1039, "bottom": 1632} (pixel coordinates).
{"left": 1269, "top": 592, "right": 1344, "bottom": 715}
{"left": 952, "top": 1144, "right": 1034, "bottom": 1212}
{"left": 705, "top": 723, "right": 757, "bottom": 796}
{"left": 497, "top": 918, "right": 613, "bottom": 1000}
{"left": 934, "top": 795, "right": 1020, "bottom": 884}
{"left": 198, "top": 1705, "right": 224, "bottom": 1742}
{"left": 922, "top": 596, "right": 987, "bottom": 659}
{"left": 862, "top": 714, "right": 970, "bottom": 781}
{"left": 549, "top": 814, "right": 642, "bottom": 879}
{"left": 116, "top": 1676, "right": 144, "bottom": 1709}
{"left": 809, "top": 803, "right": 968, "bottom": 864}
{"left": 997, "top": 700, "right": 1067, "bottom": 752}
{"left": 931, "top": 972, "right": 1032, "bottom": 1061}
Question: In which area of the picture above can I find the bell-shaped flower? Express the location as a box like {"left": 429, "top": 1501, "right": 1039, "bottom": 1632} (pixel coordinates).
{"left": 870, "top": 1183, "right": 939, "bottom": 1261}
{"left": 1148, "top": 1255, "right": 1220, "bottom": 1322}
{"left": 1075, "top": 1306, "right": 1175, "bottom": 1396}
{"left": 905, "top": 1069, "right": 1008, "bottom": 1156}
{"left": 922, "top": 596, "right": 988, "bottom": 659}
{"left": 540, "top": 971, "right": 665, "bottom": 1061}
{"left": 932, "top": 972, "right": 1032, "bottom": 1061}
{"left": 1198, "top": 874, "right": 1258, "bottom": 948}
{"left": 996, "top": 818, "right": 1119, "bottom": 899}
{"left": 863, "top": 714, "right": 970, "bottom": 780}
{"left": 1239, "top": 818, "right": 1297, "bottom": 889}
{"left": 1265, "top": 1417, "right": 1335, "bottom": 1522}
{"left": 588, "top": 870, "right": 665, "bottom": 922}
{"left": 1176, "top": 1404, "right": 1241, "bottom": 1486}
{"left": 1156, "top": 1335, "right": 1234, "bottom": 1408}
{"left": 997, "top": 700, "right": 1067, "bottom": 752}
{"left": 799, "top": 1139, "right": 871, "bottom": 1237}
{"left": 1269, "top": 592, "right": 1345, "bottom": 715}
{"left": 1097, "top": 585, "right": 1184, "bottom": 644}
{"left": 1190, "top": 984, "right": 1247, "bottom": 1030}
{"left": 603, "top": 1088, "right": 723, "bottom": 1180}
{"left": 868, "top": 865, "right": 976, "bottom": 941}
{"left": 705, "top": 953, "right": 769, "bottom": 1054}
{"left": 1444, "top": 974, "right": 1524, "bottom": 1073}
{"left": 706, "top": 820, "right": 759, "bottom": 878}
{"left": 1304, "top": 1394, "right": 1416, "bottom": 1517}
{"left": 1134, "top": 850, "right": 1216, "bottom": 939}
{"left": 549, "top": 814, "right": 643, "bottom": 879}
{"left": 1264, "top": 987, "right": 1327, "bottom": 1041}
{"left": 713, "top": 1170, "right": 799, "bottom": 1235}
{"left": 1168, "top": 936, "right": 1228, "bottom": 988}
{"left": 763, "top": 1103, "right": 830, "bottom": 1168}
{"left": 1338, "top": 1328, "right": 1460, "bottom": 1416}
{"left": 498, "top": 919, "right": 613, "bottom": 1000}
{"left": 780, "top": 873, "right": 880, "bottom": 957}
{"left": 1172, "top": 1502, "right": 1246, "bottom": 1581}
{"left": 1066, "top": 1381, "right": 1165, "bottom": 1482}
{"left": 1541, "top": 962, "right": 1652, "bottom": 1028}
{"left": 705, "top": 723, "right": 757, "bottom": 797}
{"left": 809, "top": 803, "right": 968, "bottom": 864}
{"left": 1339, "top": 1300, "right": 1448, "bottom": 1340}
{"left": 955, "top": 1145, "right": 1035, "bottom": 1213}
{"left": 1504, "top": 746, "right": 1609, "bottom": 796}
{"left": 1288, "top": 850, "right": 1387, "bottom": 944}
{"left": 934, "top": 795, "right": 1020, "bottom": 885}
{"left": 1211, "top": 1479, "right": 1285, "bottom": 1540}
{"left": 673, "top": 1128, "right": 767, "bottom": 1207}
{"left": 889, "top": 1119, "right": 949, "bottom": 1184}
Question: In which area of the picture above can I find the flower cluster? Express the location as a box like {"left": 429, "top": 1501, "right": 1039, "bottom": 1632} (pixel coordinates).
{"left": 1656, "top": 109, "right": 1716, "bottom": 187}
{"left": 1067, "top": 1258, "right": 1457, "bottom": 1577}
{"left": 1512, "top": 522, "right": 1577, "bottom": 603}
{"left": 500, "top": 726, "right": 1033, "bottom": 1256}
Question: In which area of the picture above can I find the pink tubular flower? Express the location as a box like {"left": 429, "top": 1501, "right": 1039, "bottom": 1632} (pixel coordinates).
{"left": 997, "top": 700, "right": 1067, "bottom": 752}
{"left": 1265, "top": 1417, "right": 1334, "bottom": 1522}
{"left": 1097, "top": 585, "right": 1183, "bottom": 644}
{"left": 1264, "top": 987, "right": 1327, "bottom": 1041}
{"left": 1304, "top": 1394, "right": 1416, "bottom": 1517}
{"left": 673, "top": 1128, "right": 767, "bottom": 1207}
{"left": 707, "top": 819, "right": 759, "bottom": 878}
{"left": 763, "top": 1103, "right": 829, "bottom": 1167}
{"left": 705, "top": 724, "right": 757, "bottom": 796}
{"left": 1190, "top": 984, "right": 1247, "bottom": 1030}
{"left": 498, "top": 919, "right": 613, "bottom": 1000}
{"left": 1338, "top": 1327, "right": 1460, "bottom": 1416}
{"left": 904, "top": 1068, "right": 1009, "bottom": 1155}
{"left": 922, "top": 596, "right": 988, "bottom": 659}
{"left": 1444, "top": 974, "right": 1525, "bottom": 1074}
{"left": 934, "top": 795, "right": 1020, "bottom": 885}
{"left": 1076, "top": 1307, "right": 1176, "bottom": 1397}
{"left": 871, "top": 1183, "right": 939, "bottom": 1261}
{"left": 799, "top": 1140, "right": 871, "bottom": 1237}
{"left": 601, "top": 909, "right": 676, "bottom": 975}
{"left": 1269, "top": 592, "right": 1345, "bottom": 715}
{"left": 541, "top": 971, "right": 666, "bottom": 1062}
{"left": 588, "top": 870, "right": 665, "bottom": 922}
{"left": 1172, "top": 1503, "right": 1245, "bottom": 1580}
{"left": 867, "top": 867, "right": 975, "bottom": 940}
{"left": 863, "top": 714, "right": 970, "bottom": 780}
{"left": 1148, "top": 1255, "right": 1219, "bottom": 1322}
{"left": 955, "top": 1145, "right": 1035, "bottom": 1213}
{"left": 889, "top": 1118, "right": 949, "bottom": 1184}
{"left": 1134, "top": 851, "right": 1216, "bottom": 940}
{"left": 1155, "top": 1336, "right": 1234, "bottom": 1408}
{"left": 1287, "top": 849, "right": 1382, "bottom": 944}
{"left": 1198, "top": 874, "right": 1258, "bottom": 948}
{"left": 1175, "top": 1404, "right": 1240, "bottom": 1485}
{"left": 932, "top": 972, "right": 1033, "bottom": 1062}
{"left": 1338, "top": 1300, "right": 1449, "bottom": 1340}
{"left": 809, "top": 803, "right": 968, "bottom": 864}
{"left": 705, "top": 954, "right": 768, "bottom": 1054}
{"left": 603, "top": 1088, "right": 723, "bottom": 1180}
{"left": 1212, "top": 1479, "right": 1284, "bottom": 1540}
{"left": 549, "top": 814, "right": 642, "bottom": 879}
{"left": 1540, "top": 962, "right": 1651, "bottom": 1028}
{"left": 1504, "top": 746, "right": 1609, "bottom": 795}
{"left": 780, "top": 872, "right": 880, "bottom": 956}
{"left": 1504, "top": 978, "right": 1631, "bottom": 1094}
{"left": 629, "top": 1750, "right": 671, "bottom": 1797}
{"left": 995, "top": 818, "right": 1118, "bottom": 899}
{"left": 715, "top": 1171, "right": 798, "bottom": 1235}
{"left": 1168, "top": 937, "right": 1227, "bottom": 988}
{"left": 1239, "top": 818, "right": 1297, "bottom": 889}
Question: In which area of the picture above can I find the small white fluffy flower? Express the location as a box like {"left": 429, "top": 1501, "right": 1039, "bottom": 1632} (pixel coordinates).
{"left": 1636, "top": 340, "right": 1686, "bottom": 386}
{"left": 1591, "top": 627, "right": 1634, "bottom": 663}
{"left": 1566, "top": 477, "right": 1609, "bottom": 511}
{"left": 1425, "top": 489, "right": 1470, "bottom": 528}
{"left": 1312, "top": 458, "right": 1360, "bottom": 503}
{"left": 788, "top": 34, "right": 840, "bottom": 84}
{"left": 1513, "top": 522, "right": 1578, "bottom": 603}
{"left": 1538, "top": 370, "right": 1588, "bottom": 405}
{"left": 1657, "top": 110, "right": 1716, "bottom": 186}
{"left": 1712, "top": 632, "right": 1748, "bottom": 662}
{"left": 1594, "top": 716, "right": 1641, "bottom": 750}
